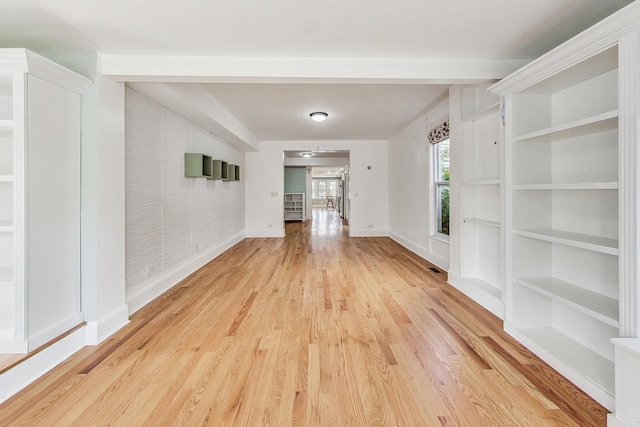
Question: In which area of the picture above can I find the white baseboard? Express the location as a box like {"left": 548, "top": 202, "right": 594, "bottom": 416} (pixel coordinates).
{"left": 0, "top": 339, "right": 28, "bottom": 354}
{"left": 606, "top": 414, "right": 629, "bottom": 427}
{"left": 85, "top": 304, "right": 130, "bottom": 345}
{"left": 0, "top": 326, "right": 86, "bottom": 404}
{"left": 28, "top": 312, "right": 84, "bottom": 350}
{"left": 348, "top": 229, "right": 389, "bottom": 237}
{"left": 126, "top": 230, "right": 245, "bottom": 314}
{"left": 388, "top": 231, "right": 450, "bottom": 271}
{"left": 447, "top": 271, "right": 504, "bottom": 319}
{"left": 245, "top": 229, "right": 285, "bottom": 238}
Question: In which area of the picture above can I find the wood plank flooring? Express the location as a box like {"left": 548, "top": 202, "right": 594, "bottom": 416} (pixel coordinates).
{"left": 0, "top": 209, "right": 608, "bottom": 426}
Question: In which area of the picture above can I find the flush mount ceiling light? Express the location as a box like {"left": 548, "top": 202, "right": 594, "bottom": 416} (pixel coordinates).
{"left": 301, "top": 152, "right": 313, "bottom": 158}
{"left": 309, "top": 112, "right": 328, "bottom": 122}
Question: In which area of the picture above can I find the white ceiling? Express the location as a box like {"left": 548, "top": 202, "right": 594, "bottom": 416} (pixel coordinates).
{"left": 203, "top": 83, "right": 449, "bottom": 140}
{"left": 0, "top": 0, "right": 633, "bottom": 142}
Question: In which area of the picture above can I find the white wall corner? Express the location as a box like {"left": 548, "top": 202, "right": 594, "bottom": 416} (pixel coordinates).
{"left": 85, "top": 304, "right": 130, "bottom": 346}
{"left": 0, "top": 326, "right": 86, "bottom": 404}
{"left": 389, "top": 231, "right": 450, "bottom": 271}
{"left": 126, "top": 230, "right": 246, "bottom": 314}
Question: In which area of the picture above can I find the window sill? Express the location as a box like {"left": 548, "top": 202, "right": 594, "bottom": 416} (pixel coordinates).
{"left": 431, "top": 233, "right": 450, "bottom": 244}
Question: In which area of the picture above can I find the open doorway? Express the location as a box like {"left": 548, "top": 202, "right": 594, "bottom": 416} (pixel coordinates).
{"left": 283, "top": 150, "right": 350, "bottom": 229}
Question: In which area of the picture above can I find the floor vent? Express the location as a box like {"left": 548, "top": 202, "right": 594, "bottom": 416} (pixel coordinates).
{"left": 428, "top": 267, "right": 440, "bottom": 273}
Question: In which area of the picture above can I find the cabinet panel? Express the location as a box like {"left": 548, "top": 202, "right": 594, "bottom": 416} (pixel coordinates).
{"left": 26, "top": 75, "right": 82, "bottom": 349}
{"left": 0, "top": 76, "right": 12, "bottom": 120}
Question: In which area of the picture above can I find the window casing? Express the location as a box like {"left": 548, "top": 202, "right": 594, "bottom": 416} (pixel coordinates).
{"left": 434, "top": 139, "right": 450, "bottom": 238}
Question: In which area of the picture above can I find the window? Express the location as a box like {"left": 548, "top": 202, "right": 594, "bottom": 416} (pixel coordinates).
{"left": 434, "top": 139, "right": 450, "bottom": 236}
{"left": 312, "top": 179, "right": 338, "bottom": 198}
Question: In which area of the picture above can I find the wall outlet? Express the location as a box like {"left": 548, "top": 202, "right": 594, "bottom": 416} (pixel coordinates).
{"left": 268, "top": 224, "right": 273, "bottom": 228}
{"left": 368, "top": 224, "right": 373, "bottom": 228}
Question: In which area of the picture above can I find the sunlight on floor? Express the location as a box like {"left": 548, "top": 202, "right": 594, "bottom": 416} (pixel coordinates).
{"left": 310, "top": 207, "right": 345, "bottom": 237}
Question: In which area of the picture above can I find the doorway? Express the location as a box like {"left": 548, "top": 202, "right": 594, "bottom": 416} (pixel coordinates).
{"left": 283, "top": 150, "right": 350, "bottom": 229}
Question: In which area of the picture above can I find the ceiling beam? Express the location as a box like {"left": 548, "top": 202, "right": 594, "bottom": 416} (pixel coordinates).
{"left": 127, "top": 82, "right": 260, "bottom": 152}
{"left": 102, "top": 55, "right": 530, "bottom": 84}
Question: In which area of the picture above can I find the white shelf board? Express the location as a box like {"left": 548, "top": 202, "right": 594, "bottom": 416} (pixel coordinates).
{"left": 0, "top": 175, "right": 14, "bottom": 182}
{"left": 463, "top": 217, "right": 501, "bottom": 228}
{"left": 463, "top": 179, "right": 500, "bottom": 186}
{"left": 514, "top": 110, "right": 618, "bottom": 143}
{"left": 464, "top": 277, "right": 502, "bottom": 299}
{"left": 462, "top": 102, "right": 500, "bottom": 122}
{"left": 514, "top": 276, "right": 618, "bottom": 327}
{"left": 514, "top": 228, "right": 618, "bottom": 255}
{"left": 514, "top": 182, "right": 618, "bottom": 190}
{"left": 511, "top": 326, "right": 615, "bottom": 396}
{"left": 0, "top": 220, "right": 13, "bottom": 232}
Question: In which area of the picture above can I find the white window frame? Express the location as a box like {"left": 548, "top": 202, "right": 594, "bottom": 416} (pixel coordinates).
{"left": 431, "top": 138, "right": 450, "bottom": 241}
{"left": 312, "top": 178, "right": 339, "bottom": 198}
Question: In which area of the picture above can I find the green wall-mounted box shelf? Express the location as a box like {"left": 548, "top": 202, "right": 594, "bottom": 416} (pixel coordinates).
{"left": 184, "top": 153, "right": 212, "bottom": 178}
{"left": 228, "top": 164, "right": 237, "bottom": 181}
{"left": 212, "top": 159, "right": 229, "bottom": 180}
{"left": 233, "top": 165, "right": 240, "bottom": 181}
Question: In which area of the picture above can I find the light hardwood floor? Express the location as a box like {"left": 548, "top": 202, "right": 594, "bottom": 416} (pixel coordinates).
{"left": 0, "top": 209, "right": 607, "bottom": 426}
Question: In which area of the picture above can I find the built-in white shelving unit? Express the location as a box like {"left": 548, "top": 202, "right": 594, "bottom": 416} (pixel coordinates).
{"left": 490, "top": 4, "right": 640, "bottom": 420}
{"left": 0, "top": 49, "right": 91, "bottom": 354}
{"left": 284, "top": 193, "right": 305, "bottom": 222}
{"left": 449, "top": 83, "right": 504, "bottom": 318}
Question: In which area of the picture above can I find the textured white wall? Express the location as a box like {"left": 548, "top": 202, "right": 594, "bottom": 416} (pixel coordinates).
{"left": 125, "top": 88, "right": 245, "bottom": 310}
{"left": 388, "top": 98, "right": 450, "bottom": 270}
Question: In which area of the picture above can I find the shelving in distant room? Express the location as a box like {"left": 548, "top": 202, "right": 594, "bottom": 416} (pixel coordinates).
{"left": 284, "top": 193, "right": 305, "bottom": 222}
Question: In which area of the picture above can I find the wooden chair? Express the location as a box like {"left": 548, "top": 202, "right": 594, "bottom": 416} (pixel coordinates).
{"left": 325, "top": 196, "right": 335, "bottom": 209}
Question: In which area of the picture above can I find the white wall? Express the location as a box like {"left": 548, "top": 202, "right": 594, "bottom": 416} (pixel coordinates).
{"left": 246, "top": 140, "right": 388, "bottom": 237}
{"left": 124, "top": 88, "right": 245, "bottom": 313}
{"left": 388, "top": 98, "right": 450, "bottom": 270}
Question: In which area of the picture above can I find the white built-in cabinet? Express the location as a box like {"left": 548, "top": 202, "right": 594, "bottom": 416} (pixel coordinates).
{"left": 0, "top": 49, "right": 91, "bottom": 353}
{"left": 284, "top": 193, "right": 305, "bottom": 221}
{"left": 449, "top": 84, "right": 504, "bottom": 318}
{"left": 489, "top": 3, "right": 640, "bottom": 423}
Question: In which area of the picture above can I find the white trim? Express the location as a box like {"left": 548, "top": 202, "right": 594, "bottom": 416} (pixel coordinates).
{"left": 126, "top": 230, "right": 245, "bottom": 314}
{"left": 246, "top": 229, "right": 285, "bottom": 238}
{"left": 0, "top": 339, "right": 27, "bottom": 354}
{"left": 618, "top": 32, "right": 640, "bottom": 338}
{"left": 431, "top": 232, "right": 450, "bottom": 244}
{"left": 0, "top": 326, "right": 86, "bottom": 404}
{"left": 490, "top": 2, "right": 640, "bottom": 95}
{"left": 610, "top": 338, "right": 640, "bottom": 427}
{"left": 85, "top": 304, "right": 130, "bottom": 345}
{"left": 389, "top": 231, "right": 450, "bottom": 271}
{"left": 606, "top": 414, "right": 629, "bottom": 427}
{"left": 27, "top": 312, "right": 84, "bottom": 350}
{"left": 448, "top": 271, "right": 505, "bottom": 319}
{"left": 348, "top": 229, "right": 389, "bottom": 238}
{"left": 102, "top": 55, "right": 529, "bottom": 84}
{"left": 0, "top": 49, "right": 92, "bottom": 94}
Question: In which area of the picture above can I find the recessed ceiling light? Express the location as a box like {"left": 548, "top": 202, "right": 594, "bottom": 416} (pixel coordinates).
{"left": 310, "top": 112, "right": 328, "bottom": 122}
{"left": 301, "top": 152, "right": 313, "bottom": 158}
